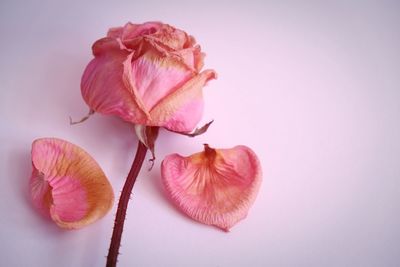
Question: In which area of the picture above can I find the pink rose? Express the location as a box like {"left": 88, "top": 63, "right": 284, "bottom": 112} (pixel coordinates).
{"left": 81, "top": 22, "right": 216, "bottom": 132}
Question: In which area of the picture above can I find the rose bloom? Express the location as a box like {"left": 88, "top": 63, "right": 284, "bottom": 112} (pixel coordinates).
{"left": 81, "top": 22, "right": 216, "bottom": 132}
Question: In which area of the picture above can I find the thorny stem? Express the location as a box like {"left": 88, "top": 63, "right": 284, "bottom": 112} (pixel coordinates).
{"left": 106, "top": 141, "right": 147, "bottom": 267}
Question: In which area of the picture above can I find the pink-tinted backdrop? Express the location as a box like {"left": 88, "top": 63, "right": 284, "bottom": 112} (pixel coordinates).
{"left": 1, "top": 0, "right": 399, "bottom": 266}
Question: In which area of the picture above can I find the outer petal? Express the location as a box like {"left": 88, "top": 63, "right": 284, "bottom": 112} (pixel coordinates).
{"left": 30, "top": 138, "right": 114, "bottom": 229}
{"left": 107, "top": 26, "right": 124, "bottom": 39}
{"left": 131, "top": 49, "right": 194, "bottom": 111}
{"left": 81, "top": 38, "right": 149, "bottom": 123}
{"left": 173, "top": 45, "right": 205, "bottom": 72}
{"left": 161, "top": 145, "right": 262, "bottom": 231}
{"left": 150, "top": 69, "right": 216, "bottom": 132}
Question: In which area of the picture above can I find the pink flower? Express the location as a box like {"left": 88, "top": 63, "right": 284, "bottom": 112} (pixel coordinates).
{"left": 81, "top": 22, "right": 216, "bottom": 133}
{"left": 30, "top": 138, "right": 114, "bottom": 229}
{"left": 161, "top": 144, "right": 262, "bottom": 231}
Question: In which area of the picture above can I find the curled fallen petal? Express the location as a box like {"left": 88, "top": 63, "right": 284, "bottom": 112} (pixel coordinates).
{"left": 30, "top": 138, "right": 114, "bottom": 229}
{"left": 161, "top": 144, "right": 262, "bottom": 231}
{"left": 69, "top": 109, "right": 95, "bottom": 125}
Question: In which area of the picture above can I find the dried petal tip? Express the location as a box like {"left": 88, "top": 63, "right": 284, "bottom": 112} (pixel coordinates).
{"left": 30, "top": 138, "right": 114, "bottom": 229}
{"left": 161, "top": 145, "right": 262, "bottom": 231}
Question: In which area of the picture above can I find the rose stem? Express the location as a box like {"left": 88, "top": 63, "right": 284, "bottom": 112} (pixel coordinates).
{"left": 107, "top": 141, "right": 147, "bottom": 267}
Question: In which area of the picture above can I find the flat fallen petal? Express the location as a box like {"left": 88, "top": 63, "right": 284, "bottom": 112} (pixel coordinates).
{"left": 30, "top": 138, "right": 114, "bottom": 229}
{"left": 161, "top": 144, "right": 262, "bottom": 231}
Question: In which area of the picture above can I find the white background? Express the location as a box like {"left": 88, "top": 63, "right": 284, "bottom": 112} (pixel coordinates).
{"left": 1, "top": 0, "right": 400, "bottom": 266}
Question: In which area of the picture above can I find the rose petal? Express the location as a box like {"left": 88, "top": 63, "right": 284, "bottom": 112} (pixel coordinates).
{"left": 30, "top": 138, "right": 114, "bottom": 229}
{"left": 107, "top": 22, "right": 162, "bottom": 41}
{"left": 161, "top": 98, "right": 204, "bottom": 133}
{"left": 173, "top": 45, "right": 205, "bottom": 72}
{"left": 131, "top": 50, "right": 194, "bottom": 110}
{"left": 122, "top": 22, "right": 162, "bottom": 40}
{"left": 107, "top": 26, "right": 124, "bottom": 39}
{"left": 114, "top": 22, "right": 194, "bottom": 51}
{"left": 152, "top": 23, "right": 193, "bottom": 50}
{"left": 161, "top": 145, "right": 262, "bottom": 231}
{"left": 150, "top": 69, "right": 216, "bottom": 132}
{"left": 81, "top": 38, "right": 149, "bottom": 123}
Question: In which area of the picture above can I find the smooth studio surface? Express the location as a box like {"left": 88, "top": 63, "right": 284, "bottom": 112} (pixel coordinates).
{"left": 1, "top": 1, "right": 400, "bottom": 266}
